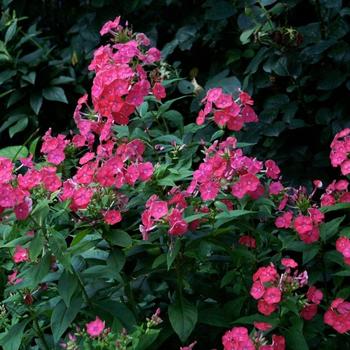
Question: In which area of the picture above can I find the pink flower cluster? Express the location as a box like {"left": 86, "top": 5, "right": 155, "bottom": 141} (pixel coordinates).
{"left": 293, "top": 208, "right": 324, "bottom": 243}
{"left": 250, "top": 259, "right": 309, "bottom": 316}
{"left": 71, "top": 16, "right": 164, "bottom": 145}
{"left": 41, "top": 129, "right": 69, "bottom": 165}
{"left": 63, "top": 138, "right": 153, "bottom": 215}
{"left": 196, "top": 89, "right": 258, "bottom": 131}
{"left": 99, "top": 16, "right": 122, "bottom": 36}
{"left": 320, "top": 179, "right": 350, "bottom": 206}
{"left": 275, "top": 208, "right": 324, "bottom": 244}
{"left": 1, "top": 138, "right": 153, "bottom": 227}
{"left": 140, "top": 191, "right": 189, "bottom": 239}
{"left": 239, "top": 235, "right": 256, "bottom": 249}
{"left": 0, "top": 19, "right": 163, "bottom": 268}
{"left": 324, "top": 298, "right": 350, "bottom": 333}
{"left": 222, "top": 326, "right": 285, "bottom": 350}
{"left": 8, "top": 270, "right": 23, "bottom": 285}
{"left": 330, "top": 128, "right": 350, "bottom": 175}
{"left": 187, "top": 136, "right": 281, "bottom": 202}
{"left": 0, "top": 156, "right": 36, "bottom": 220}
{"left": 12, "top": 245, "right": 29, "bottom": 263}
{"left": 300, "top": 286, "right": 323, "bottom": 320}
{"left": 0, "top": 156, "right": 13, "bottom": 184}
{"left": 250, "top": 263, "right": 281, "bottom": 316}
{"left": 336, "top": 236, "right": 350, "bottom": 265}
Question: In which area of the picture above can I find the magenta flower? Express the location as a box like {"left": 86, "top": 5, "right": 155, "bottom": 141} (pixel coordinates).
{"left": 86, "top": 316, "right": 105, "bottom": 338}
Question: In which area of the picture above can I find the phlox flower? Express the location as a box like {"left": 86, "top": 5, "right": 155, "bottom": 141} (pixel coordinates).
{"left": 86, "top": 316, "right": 105, "bottom": 337}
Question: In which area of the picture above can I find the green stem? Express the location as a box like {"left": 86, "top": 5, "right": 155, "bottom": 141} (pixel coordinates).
{"left": 12, "top": 128, "right": 39, "bottom": 163}
{"left": 175, "top": 241, "right": 184, "bottom": 300}
{"left": 124, "top": 277, "right": 139, "bottom": 318}
{"left": 72, "top": 266, "right": 93, "bottom": 308}
{"left": 160, "top": 115, "right": 169, "bottom": 134}
{"left": 321, "top": 246, "right": 329, "bottom": 304}
{"left": 28, "top": 215, "right": 46, "bottom": 234}
{"left": 22, "top": 296, "right": 49, "bottom": 350}
{"left": 257, "top": 0, "right": 274, "bottom": 31}
{"left": 32, "top": 315, "right": 50, "bottom": 350}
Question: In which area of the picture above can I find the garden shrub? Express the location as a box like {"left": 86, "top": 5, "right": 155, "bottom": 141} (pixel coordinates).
{"left": 0, "top": 15, "right": 350, "bottom": 350}
{"left": 3, "top": 0, "right": 350, "bottom": 184}
{"left": 0, "top": 4, "right": 86, "bottom": 146}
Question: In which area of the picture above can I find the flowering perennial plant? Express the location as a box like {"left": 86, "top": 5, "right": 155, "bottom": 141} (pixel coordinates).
{"left": 222, "top": 325, "right": 285, "bottom": 350}
{"left": 0, "top": 16, "right": 350, "bottom": 350}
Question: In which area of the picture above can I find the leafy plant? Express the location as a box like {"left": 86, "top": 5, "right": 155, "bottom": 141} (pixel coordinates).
{"left": 5, "top": 0, "right": 350, "bottom": 184}
{"left": 0, "top": 5, "right": 84, "bottom": 144}
{"left": 1, "top": 14, "right": 350, "bottom": 350}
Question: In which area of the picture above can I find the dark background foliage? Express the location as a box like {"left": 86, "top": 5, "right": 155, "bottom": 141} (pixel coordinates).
{"left": 1, "top": 0, "right": 350, "bottom": 184}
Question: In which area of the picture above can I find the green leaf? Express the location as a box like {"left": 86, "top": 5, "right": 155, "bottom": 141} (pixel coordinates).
{"left": 210, "top": 129, "right": 224, "bottom": 142}
{"left": 42, "top": 86, "right": 68, "bottom": 104}
{"left": 176, "top": 25, "right": 198, "bottom": 51}
{"left": 245, "top": 47, "right": 269, "bottom": 74}
{"left": 5, "top": 20, "right": 17, "bottom": 44}
{"left": 184, "top": 213, "right": 208, "bottom": 223}
{"left": 178, "top": 80, "right": 194, "bottom": 94}
{"left": 167, "top": 238, "right": 181, "bottom": 270}
{"left": 234, "top": 313, "right": 278, "bottom": 325}
{"left": 320, "top": 216, "right": 345, "bottom": 242}
{"left": 303, "top": 243, "right": 320, "bottom": 265}
{"left": 214, "top": 210, "right": 255, "bottom": 228}
{"left": 29, "top": 231, "right": 44, "bottom": 260}
{"left": 95, "top": 300, "right": 136, "bottom": 329}
{"left": 0, "top": 319, "right": 30, "bottom": 350}
{"left": 240, "top": 28, "right": 255, "bottom": 44}
{"left": 263, "top": 121, "right": 286, "bottom": 136}
{"left": 134, "top": 328, "right": 160, "bottom": 350}
{"left": 320, "top": 0, "right": 342, "bottom": 9}
{"left": 22, "top": 72, "right": 36, "bottom": 85}
{"left": 29, "top": 136, "right": 40, "bottom": 155}
{"left": 22, "top": 254, "right": 51, "bottom": 287}
{"left": 154, "top": 134, "right": 183, "bottom": 145}
{"left": 320, "top": 203, "right": 350, "bottom": 213}
{"left": 48, "top": 232, "right": 71, "bottom": 270}
{"left": 50, "top": 76, "right": 75, "bottom": 85}
{"left": 158, "top": 97, "right": 188, "bottom": 116}
{"left": 70, "top": 229, "right": 92, "bottom": 246}
{"left": 0, "top": 70, "right": 16, "bottom": 85}
{"left": 0, "top": 146, "right": 28, "bottom": 160}
{"left": 30, "top": 92, "right": 43, "bottom": 115}
{"left": 281, "top": 298, "right": 300, "bottom": 316}
{"left": 58, "top": 270, "right": 78, "bottom": 307}
{"left": 107, "top": 248, "right": 126, "bottom": 273}
{"left": 334, "top": 270, "right": 350, "bottom": 277}
{"left": 162, "top": 110, "right": 184, "bottom": 130}
{"left": 204, "top": 0, "right": 235, "bottom": 20}
{"left": 168, "top": 296, "right": 198, "bottom": 342}
{"left": 113, "top": 125, "right": 129, "bottom": 138}
{"left": 205, "top": 69, "right": 241, "bottom": 94}
{"left": 0, "top": 40, "right": 11, "bottom": 62}
{"left": 285, "top": 317, "right": 309, "bottom": 350}
{"left": 106, "top": 229, "right": 132, "bottom": 247}
{"left": 51, "top": 296, "right": 82, "bottom": 343}
{"left": 2, "top": 235, "right": 31, "bottom": 248}
{"left": 317, "top": 69, "right": 346, "bottom": 90}
{"left": 137, "top": 101, "right": 149, "bottom": 117}
{"left": 198, "top": 306, "right": 230, "bottom": 327}
{"left": 261, "top": 0, "right": 277, "bottom": 5}
{"left": 9, "top": 117, "right": 28, "bottom": 138}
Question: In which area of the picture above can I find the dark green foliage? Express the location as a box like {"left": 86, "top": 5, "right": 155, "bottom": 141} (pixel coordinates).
{"left": 2, "top": 0, "right": 350, "bottom": 184}
{"left": 0, "top": 5, "right": 88, "bottom": 146}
